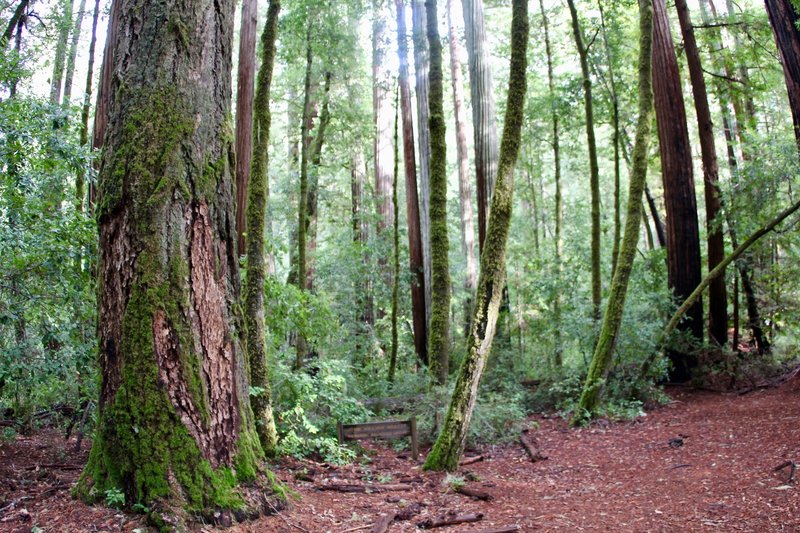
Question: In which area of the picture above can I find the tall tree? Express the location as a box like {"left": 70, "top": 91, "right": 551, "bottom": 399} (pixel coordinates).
{"left": 539, "top": 0, "right": 563, "bottom": 368}
{"left": 396, "top": 0, "right": 428, "bottom": 363}
{"left": 566, "top": 0, "right": 602, "bottom": 325}
{"left": 75, "top": 0, "right": 265, "bottom": 515}
{"left": 234, "top": 0, "right": 258, "bottom": 255}
{"left": 424, "top": 0, "right": 528, "bottom": 471}
{"left": 577, "top": 0, "right": 655, "bottom": 420}
{"left": 426, "top": 0, "right": 451, "bottom": 385}
{"left": 244, "top": 0, "right": 280, "bottom": 452}
{"left": 765, "top": 0, "right": 800, "bottom": 147}
{"left": 374, "top": 0, "right": 395, "bottom": 234}
{"left": 461, "top": 0, "right": 499, "bottom": 250}
{"left": 652, "top": 0, "right": 703, "bottom": 381}
{"left": 75, "top": 0, "right": 100, "bottom": 213}
{"left": 62, "top": 0, "right": 86, "bottom": 105}
{"left": 389, "top": 93, "right": 401, "bottom": 382}
{"left": 412, "top": 0, "right": 433, "bottom": 328}
{"left": 447, "top": 0, "right": 478, "bottom": 331}
{"left": 674, "top": 0, "right": 727, "bottom": 347}
{"left": 49, "top": 0, "right": 72, "bottom": 105}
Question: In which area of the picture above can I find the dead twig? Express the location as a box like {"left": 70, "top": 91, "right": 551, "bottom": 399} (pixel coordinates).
{"left": 417, "top": 512, "right": 484, "bottom": 529}
{"left": 774, "top": 461, "right": 797, "bottom": 485}
{"left": 317, "top": 483, "right": 412, "bottom": 493}
{"left": 460, "top": 527, "right": 521, "bottom": 533}
{"left": 454, "top": 485, "right": 493, "bottom": 501}
{"left": 459, "top": 455, "right": 484, "bottom": 466}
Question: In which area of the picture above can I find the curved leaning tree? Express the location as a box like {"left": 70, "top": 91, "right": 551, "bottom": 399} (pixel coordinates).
{"left": 424, "top": 0, "right": 529, "bottom": 472}
{"left": 75, "top": 0, "right": 274, "bottom": 522}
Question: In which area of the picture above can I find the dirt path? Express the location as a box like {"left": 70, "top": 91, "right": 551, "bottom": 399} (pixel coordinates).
{"left": 1, "top": 383, "right": 798, "bottom": 532}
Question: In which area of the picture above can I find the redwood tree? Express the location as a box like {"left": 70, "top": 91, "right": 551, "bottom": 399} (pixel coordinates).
{"left": 77, "top": 0, "right": 264, "bottom": 516}
{"left": 765, "top": 0, "right": 800, "bottom": 146}
{"left": 652, "top": 0, "right": 703, "bottom": 381}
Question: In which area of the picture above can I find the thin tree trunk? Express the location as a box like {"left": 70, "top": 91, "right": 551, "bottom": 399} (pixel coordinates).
{"left": 461, "top": 0, "right": 499, "bottom": 251}
{"left": 765, "top": 0, "right": 800, "bottom": 147}
{"left": 62, "top": 0, "right": 86, "bottom": 105}
{"left": 412, "top": 0, "right": 433, "bottom": 331}
{"left": 75, "top": 0, "right": 100, "bottom": 214}
{"left": 447, "top": 0, "right": 478, "bottom": 335}
{"left": 733, "top": 269, "right": 740, "bottom": 349}
{"left": 675, "top": 0, "right": 728, "bottom": 347}
{"left": 652, "top": 0, "right": 703, "bottom": 381}
{"left": 351, "top": 148, "right": 375, "bottom": 326}
{"left": 396, "top": 0, "right": 428, "bottom": 364}
{"left": 49, "top": 0, "right": 73, "bottom": 105}
{"left": 426, "top": 0, "right": 451, "bottom": 386}
{"left": 539, "top": 0, "right": 563, "bottom": 369}
{"left": 389, "top": 95, "right": 401, "bottom": 382}
{"left": 424, "top": 0, "right": 528, "bottom": 470}
{"left": 642, "top": 203, "right": 655, "bottom": 250}
{"left": 576, "top": 0, "right": 654, "bottom": 420}
{"left": 244, "top": 0, "right": 280, "bottom": 452}
{"left": 566, "top": 0, "right": 602, "bottom": 325}
{"left": 75, "top": 0, "right": 264, "bottom": 515}
{"left": 234, "top": 0, "right": 258, "bottom": 255}
{"left": 374, "top": 0, "right": 395, "bottom": 234}
{"left": 2, "top": 0, "right": 29, "bottom": 48}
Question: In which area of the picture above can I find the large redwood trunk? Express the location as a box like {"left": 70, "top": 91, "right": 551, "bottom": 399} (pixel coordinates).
{"left": 675, "top": 0, "right": 727, "bottom": 346}
{"left": 374, "top": 0, "right": 395, "bottom": 234}
{"left": 77, "top": 0, "right": 263, "bottom": 515}
{"left": 652, "top": 0, "right": 703, "bottom": 381}
{"left": 396, "top": 0, "right": 428, "bottom": 364}
{"left": 765, "top": 0, "right": 800, "bottom": 146}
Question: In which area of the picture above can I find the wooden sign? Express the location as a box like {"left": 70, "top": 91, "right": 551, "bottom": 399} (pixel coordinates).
{"left": 337, "top": 417, "right": 419, "bottom": 460}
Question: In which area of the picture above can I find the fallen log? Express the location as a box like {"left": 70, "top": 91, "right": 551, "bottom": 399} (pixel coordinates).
{"left": 520, "top": 431, "right": 547, "bottom": 463}
{"left": 317, "top": 483, "right": 412, "bottom": 493}
{"left": 417, "top": 512, "right": 484, "bottom": 529}
{"left": 454, "top": 485, "right": 493, "bottom": 501}
{"left": 371, "top": 513, "right": 396, "bottom": 533}
{"left": 460, "top": 455, "right": 484, "bottom": 466}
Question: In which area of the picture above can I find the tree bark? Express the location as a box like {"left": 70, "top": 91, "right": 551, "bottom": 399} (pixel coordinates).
{"left": 234, "top": 0, "right": 258, "bottom": 255}
{"left": 424, "top": 0, "right": 527, "bottom": 471}
{"left": 426, "top": 0, "right": 451, "bottom": 385}
{"left": 447, "top": 0, "right": 478, "bottom": 334}
{"left": 675, "top": 0, "right": 728, "bottom": 347}
{"left": 396, "top": 0, "right": 428, "bottom": 364}
{"left": 576, "top": 0, "right": 654, "bottom": 420}
{"left": 412, "top": 0, "right": 433, "bottom": 330}
{"left": 652, "top": 0, "right": 703, "bottom": 382}
{"left": 390, "top": 95, "right": 401, "bottom": 382}
{"left": 539, "top": 0, "right": 563, "bottom": 369}
{"left": 461, "top": 0, "right": 499, "bottom": 251}
{"left": 765, "top": 0, "right": 800, "bottom": 147}
{"left": 62, "top": 0, "right": 86, "bottom": 105}
{"left": 2, "top": 0, "right": 29, "bottom": 48}
{"left": 566, "top": 0, "right": 602, "bottom": 325}
{"left": 76, "top": 0, "right": 264, "bottom": 513}
{"left": 244, "top": 0, "right": 280, "bottom": 453}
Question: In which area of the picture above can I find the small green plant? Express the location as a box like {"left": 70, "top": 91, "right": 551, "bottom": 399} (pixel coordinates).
{"left": 376, "top": 473, "right": 393, "bottom": 484}
{"left": 444, "top": 473, "right": 465, "bottom": 491}
{"left": 1, "top": 426, "right": 16, "bottom": 443}
{"left": 104, "top": 488, "right": 125, "bottom": 509}
{"left": 131, "top": 503, "right": 150, "bottom": 514}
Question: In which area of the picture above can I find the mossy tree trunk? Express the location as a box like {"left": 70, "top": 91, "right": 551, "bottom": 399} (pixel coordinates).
{"left": 424, "top": 0, "right": 528, "bottom": 471}
{"left": 244, "top": 0, "right": 280, "bottom": 454}
{"left": 447, "top": 0, "right": 478, "bottom": 336}
{"left": 652, "top": 0, "right": 703, "bottom": 381}
{"left": 575, "top": 0, "right": 654, "bottom": 421}
{"left": 234, "top": 0, "right": 258, "bottom": 255}
{"left": 674, "top": 0, "right": 728, "bottom": 347}
{"left": 425, "top": 0, "right": 451, "bottom": 385}
{"left": 539, "top": 0, "right": 563, "bottom": 369}
{"left": 412, "top": 0, "right": 433, "bottom": 332}
{"left": 566, "top": 0, "right": 602, "bottom": 327}
{"left": 77, "top": 0, "right": 264, "bottom": 515}
{"left": 765, "top": 0, "right": 800, "bottom": 147}
{"left": 396, "top": 0, "right": 428, "bottom": 365}
{"left": 461, "top": 0, "right": 499, "bottom": 251}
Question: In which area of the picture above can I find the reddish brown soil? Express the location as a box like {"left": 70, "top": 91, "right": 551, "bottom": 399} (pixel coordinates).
{"left": 1, "top": 382, "right": 799, "bottom": 532}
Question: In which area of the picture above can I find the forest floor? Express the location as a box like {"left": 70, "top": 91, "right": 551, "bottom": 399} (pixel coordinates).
{"left": 1, "top": 378, "right": 799, "bottom": 532}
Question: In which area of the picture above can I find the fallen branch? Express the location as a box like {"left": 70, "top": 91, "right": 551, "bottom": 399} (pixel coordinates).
{"left": 417, "top": 512, "right": 484, "bottom": 529}
{"left": 519, "top": 432, "right": 547, "bottom": 463}
{"left": 317, "top": 483, "right": 412, "bottom": 494}
{"left": 774, "top": 460, "right": 797, "bottom": 485}
{"left": 454, "top": 485, "right": 493, "bottom": 501}
{"left": 40, "top": 483, "right": 72, "bottom": 497}
{"left": 464, "top": 524, "right": 520, "bottom": 533}
{"left": 459, "top": 455, "right": 484, "bottom": 466}
{"left": 370, "top": 513, "right": 396, "bottom": 533}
